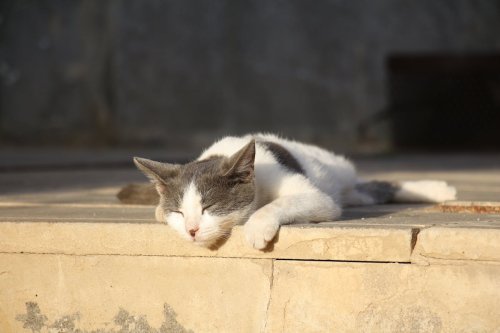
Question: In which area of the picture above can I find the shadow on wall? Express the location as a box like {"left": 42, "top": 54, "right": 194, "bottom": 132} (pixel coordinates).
{"left": 1, "top": 1, "right": 500, "bottom": 152}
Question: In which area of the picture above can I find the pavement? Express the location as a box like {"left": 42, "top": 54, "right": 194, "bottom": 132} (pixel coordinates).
{"left": 1, "top": 150, "right": 499, "bottom": 215}
{"left": 1, "top": 150, "right": 499, "bottom": 260}
{"left": 2, "top": 150, "right": 500, "bottom": 333}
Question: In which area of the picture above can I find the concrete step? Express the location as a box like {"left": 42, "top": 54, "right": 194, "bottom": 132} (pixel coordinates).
{"left": 1, "top": 200, "right": 500, "bottom": 332}
{"left": 1, "top": 202, "right": 499, "bottom": 262}
{"left": 2, "top": 154, "right": 500, "bottom": 332}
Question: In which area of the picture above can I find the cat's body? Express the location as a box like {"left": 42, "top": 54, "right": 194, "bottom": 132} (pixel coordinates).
{"left": 123, "top": 133, "right": 456, "bottom": 250}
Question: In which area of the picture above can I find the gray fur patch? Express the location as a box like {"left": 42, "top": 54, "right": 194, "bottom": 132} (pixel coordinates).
{"left": 194, "top": 155, "right": 255, "bottom": 216}
{"left": 158, "top": 157, "right": 226, "bottom": 213}
{"left": 260, "top": 141, "right": 304, "bottom": 174}
{"left": 196, "top": 173, "right": 255, "bottom": 216}
{"left": 133, "top": 141, "right": 256, "bottom": 218}
{"left": 355, "top": 181, "right": 400, "bottom": 204}
{"left": 157, "top": 156, "right": 254, "bottom": 216}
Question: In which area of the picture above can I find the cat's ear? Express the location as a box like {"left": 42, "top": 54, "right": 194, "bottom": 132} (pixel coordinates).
{"left": 223, "top": 140, "right": 255, "bottom": 183}
{"left": 133, "top": 157, "right": 180, "bottom": 192}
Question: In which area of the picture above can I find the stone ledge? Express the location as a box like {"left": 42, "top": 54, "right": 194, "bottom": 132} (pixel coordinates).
{"left": 1, "top": 201, "right": 500, "bottom": 263}
{"left": 412, "top": 227, "right": 500, "bottom": 264}
{"left": 0, "top": 222, "right": 414, "bottom": 262}
{"left": 2, "top": 157, "right": 500, "bottom": 332}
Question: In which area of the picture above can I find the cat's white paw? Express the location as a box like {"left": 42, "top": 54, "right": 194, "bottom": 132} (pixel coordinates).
{"left": 244, "top": 215, "right": 280, "bottom": 250}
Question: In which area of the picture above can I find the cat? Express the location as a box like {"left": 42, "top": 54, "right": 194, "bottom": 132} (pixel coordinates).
{"left": 118, "top": 133, "right": 456, "bottom": 250}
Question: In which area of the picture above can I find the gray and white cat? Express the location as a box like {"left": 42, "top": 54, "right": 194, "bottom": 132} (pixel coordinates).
{"left": 122, "top": 133, "right": 456, "bottom": 250}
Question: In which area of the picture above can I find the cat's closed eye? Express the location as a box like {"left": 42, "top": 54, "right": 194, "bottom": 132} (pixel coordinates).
{"left": 171, "top": 210, "right": 184, "bottom": 217}
{"left": 202, "top": 204, "right": 214, "bottom": 214}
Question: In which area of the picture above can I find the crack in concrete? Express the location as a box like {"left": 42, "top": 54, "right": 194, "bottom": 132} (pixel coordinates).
{"left": 410, "top": 228, "right": 421, "bottom": 253}
{"left": 0, "top": 251, "right": 413, "bottom": 263}
{"left": 0, "top": 250, "right": 273, "bottom": 261}
{"left": 415, "top": 253, "right": 500, "bottom": 264}
{"left": 262, "top": 259, "right": 275, "bottom": 333}
{"left": 280, "top": 299, "right": 291, "bottom": 333}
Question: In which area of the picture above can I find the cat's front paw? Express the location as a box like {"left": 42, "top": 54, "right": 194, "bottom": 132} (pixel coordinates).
{"left": 244, "top": 216, "right": 280, "bottom": 250}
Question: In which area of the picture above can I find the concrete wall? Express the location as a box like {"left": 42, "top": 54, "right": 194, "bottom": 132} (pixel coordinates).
{"left": 1, "top": 221, "right": 500, "bottom": 332}
{"left": 1, "top": 1, "right": 500, "bottom": 151}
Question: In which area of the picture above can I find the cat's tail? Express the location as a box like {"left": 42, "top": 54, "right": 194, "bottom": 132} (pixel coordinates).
{"left": 117, "top": 183, "right": 159, "bottom": 205}
{"left": 346, "top": 180, "right": 457, "bottom": 206}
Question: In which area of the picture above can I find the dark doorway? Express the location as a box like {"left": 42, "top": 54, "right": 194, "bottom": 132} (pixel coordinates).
{"left": 387, "top": 54, "right": 500, "bottom": 151}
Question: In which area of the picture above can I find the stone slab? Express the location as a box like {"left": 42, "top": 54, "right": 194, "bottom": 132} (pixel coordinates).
{"left": 1, "top": 153, "right": 500, "bottom": 263}
{"left": 266, "top": 260, "right": 500, "bottom": 333}
{"left": 0, "top": 253, "right": 272, "bottom": 333}
{"left": 2, "top": 153, "right": 500, "bottom": 204}
{"left": 2, "top": 201, "right": 500, "bottom": 227}
{"left": 0, "top": 202, "right": 155, "bottom": 223}
{"left": 0, "top": 169, "right": 143, "bottom": 205}
{"left": 412, "top": 227, "right": 500, "bottom": 264}
{"left": 1, "top": 201, "right": 500, "bottom": 262}
{"left": 0, "top": 221, "right": 415, "bottom": 262}
{"left": 1, "top": 154, "right": 499, "bottom": 332}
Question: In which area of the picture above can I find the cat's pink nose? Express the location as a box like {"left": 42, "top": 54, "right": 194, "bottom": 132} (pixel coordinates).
{"left": 189, "top": 227, "right": 199, "bottom": 238}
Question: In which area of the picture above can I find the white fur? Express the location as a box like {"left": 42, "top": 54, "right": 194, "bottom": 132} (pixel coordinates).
{"left": 197, "top": 133, "right": 456, "bottom": 249}
{"left": 166, "top": 211, "right": 189, "bottom": 241}
{"left": 198, "top": 134, "right": 354, "bottom": 249}
{"left": 394, "top": 180, "right": 457, "bottom": 203}
{"left": 166, "top": 181, "right": 252, "bottom": 247}
{"left": 180, "top": 182, "right": 202, "bottom": 232}
{"left": 199, "top": 133, "right": 357, "bottom": 206}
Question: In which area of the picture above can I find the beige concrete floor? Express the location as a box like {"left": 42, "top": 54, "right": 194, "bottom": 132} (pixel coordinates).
{"left": 2, "top": 151, "right": 500, "bottom": 333}
{"left": 0, "top": 151, "right": 499, "bottom": 228}
{"left": 1, "top": 151, "right": 499, "bottom": 204}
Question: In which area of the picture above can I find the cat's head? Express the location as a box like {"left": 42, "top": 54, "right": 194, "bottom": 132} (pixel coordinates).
{"left": 134, "top": 140, "right": 256, "bottom": 247}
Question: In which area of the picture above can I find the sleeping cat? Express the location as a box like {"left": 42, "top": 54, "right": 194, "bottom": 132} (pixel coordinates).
{"left": 119, "top": 133, "right": 456, "bottom": 250}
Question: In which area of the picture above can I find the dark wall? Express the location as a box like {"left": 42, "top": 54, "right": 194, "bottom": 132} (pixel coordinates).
{"left": 1, "top": 0, "right": 499, "bottom": 152}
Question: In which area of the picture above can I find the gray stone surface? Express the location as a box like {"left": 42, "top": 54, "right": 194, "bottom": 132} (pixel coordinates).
{"left": 1, "top": 151, "right": 499, "bottom": 262}
{"left": 1, "top": 1, "right": 500, "bottom": 149}
{"left": 1, "top": 155, "right": 499, "bottom": 332}
{"left": 1, "top": 202, "right": 499, "bottom": 230}
{"left": 1, "top": 151, "right": 498, "bottom": 265}
{"left": 1, "top": 151, "right": 499, "bottom": 203}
